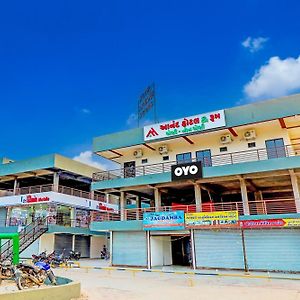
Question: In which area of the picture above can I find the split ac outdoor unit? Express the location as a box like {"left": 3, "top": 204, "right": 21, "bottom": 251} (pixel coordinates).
{"left": 244, "top": 129, "right": 256, "bottom": 140}
{"left": 133, "top": 149, "right": 143, "bottom": 158}
{"left": 158, "top": 145, "right": 169, "bottom": 155}
{"left": 220, "top": 135, "right": 232, "bottom": 144}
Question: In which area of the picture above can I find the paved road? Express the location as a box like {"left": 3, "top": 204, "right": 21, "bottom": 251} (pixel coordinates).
{"left": 55, "top": 267, "right": 300, "bottom": 300}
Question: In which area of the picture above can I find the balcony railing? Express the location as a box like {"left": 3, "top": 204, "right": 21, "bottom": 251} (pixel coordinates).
{"left": 0, "top": 184, "right": 104, "bottom": 201}
{"left": 91, "top": 198, "right": 297, "bottom": 222}
{"left": 93, "top": 144, "right": 300, "bottom": 182}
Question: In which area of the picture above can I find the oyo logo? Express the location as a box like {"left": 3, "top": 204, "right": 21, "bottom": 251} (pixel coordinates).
{"left": 174, "top": 165, "right": 199, "bottom": 177}
{"left": 171, "top": 161, "right": 202, "bottom": 181}
{"left": 146, "top": 127, "right": 159, "bottom": 138}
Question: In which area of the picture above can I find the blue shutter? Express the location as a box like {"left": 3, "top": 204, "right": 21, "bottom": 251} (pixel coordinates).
{"left": 244, "top": 229, "right": 300, "bottom": 272}
{"left": 112, "top": 231, "right": 147, "bottom": 267}
{"left": 194, "top": 230, "right": 244, "bottom": 269}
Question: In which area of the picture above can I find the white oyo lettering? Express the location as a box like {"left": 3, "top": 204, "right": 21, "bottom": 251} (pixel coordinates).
{"left": 174, "top": 164, "right": 199, "bottom": 177}
{"left": 174, "top": 167, "right": 183, "bottom": 176}
{"left": 181, "top": 166, "right": 190, "bottom": 175}
{"left": 189, "top": 165, "right": 198, "bottom": 174}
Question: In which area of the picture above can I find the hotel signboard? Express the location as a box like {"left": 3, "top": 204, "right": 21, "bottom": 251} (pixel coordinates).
{"left": 143, "top": 211, "right": 185, "bottom": 231}
{"left": 144, "top": 109, "right": 226, "bottom": 141}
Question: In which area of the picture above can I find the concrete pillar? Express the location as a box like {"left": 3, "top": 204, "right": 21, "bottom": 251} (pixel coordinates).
{"left": 53, "top": 172, "right": 59, "bottom": 192}
{"left": 254, "top": 191, "right": 264, "bottom": 214}
{"left": 194, "top": 184, "right": 202, "bottom": 212}
{"left": 90, "top": 190, "right": 95, "bottom": 200}
{"left": 146, "top": 231, "right": 151, "bottom": 269}
{"left": 154, "top": 188, "right": 161, "bottom": 212}
{"left": 240, "top": 178, "right": 250, "bottom": 215}
{"left": 70, "top": 207, "right": 76, "bottom": 227}
{"left": 120, "top": 192, "right": 126, "bottom": 221}
{"left": 136, "top": 196, "right": 141, "bottom": 220}
{"left": 289, "top": 170, "right": 300, "bottom": 212}
{"left": 13, "top": 178, "right": 19, "bottom": 195}
{"left": 190, "top": 229, "right": 196, "bottom": 270}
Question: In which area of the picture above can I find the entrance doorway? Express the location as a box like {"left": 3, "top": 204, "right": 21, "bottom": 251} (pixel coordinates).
{"left": 150, "top": 234, "right": 192, "bottom": 268}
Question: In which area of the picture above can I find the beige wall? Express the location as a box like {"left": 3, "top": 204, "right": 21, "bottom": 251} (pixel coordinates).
{"left": 90, "top": 236, "right": 107, "bottom": 258}
{"left": 117, "top": 120, "right": 291, "bottom": 168}
{"left": 39, "top": 233, "right": 55, "bottom": 253}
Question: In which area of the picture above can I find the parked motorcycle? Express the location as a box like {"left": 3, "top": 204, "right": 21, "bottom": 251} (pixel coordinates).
{"left": 0, "top": 259, "right": 24, "bottom": 289}
{"left": 17, "top": 261, "right": 56, "bottom": 289}
{"left": 68, "top": 250, "right": 81, "bottom": 261}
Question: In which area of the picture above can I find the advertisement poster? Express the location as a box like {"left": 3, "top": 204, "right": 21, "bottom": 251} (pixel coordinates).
{"left": 143, "top": 211, "right": 185, "bottom": 231}
{"left": 239, "top": 218, "right": 300, "bottom": 228}
{"left": 185, "top": 211, "right": 238, "bottom": 228}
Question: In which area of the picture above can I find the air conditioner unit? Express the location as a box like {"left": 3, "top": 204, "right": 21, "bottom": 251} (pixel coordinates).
{"left": 133, "top": 149, "right": 143, "bottom": 158}
{"left": 158, "top": 145, "right": 169, "bottom": 155}
{"left": 244, "top": 129, "right": 256, "bottom": 140}
{"left": 220, "top": 134, "right": 232, "bottom": 144}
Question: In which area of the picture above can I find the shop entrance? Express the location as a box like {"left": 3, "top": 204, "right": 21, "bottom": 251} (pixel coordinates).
{"left": 150, "top": 234, "right": 192, "bottom": 268}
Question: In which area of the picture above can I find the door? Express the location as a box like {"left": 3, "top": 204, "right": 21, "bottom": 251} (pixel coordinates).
{"left": 244, "top": 229, "right": 300, "bottom": 272}
{"left": 74, "top": 235, "right": 91, "bottom": 258}
{"left": 112, "top": 231, "right": 147, "bottom": 267}
{"left": 265, "top": 138, "right": 286, "bottom": 159}
{"left": 194, "top": 229, "right": 245, "bottom": 269}
{"left": 196, "top": 150, "right": 212, "bottom": 167}
{"left": 54, "top": 233, "right": 73, "bottom": 254}
{"left": 124, "top": 161, "right": 136, "bottom": 178}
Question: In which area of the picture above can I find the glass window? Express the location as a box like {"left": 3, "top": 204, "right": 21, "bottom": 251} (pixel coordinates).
{"left": 163, "top": 156, "right": 169, "bottom": 161}
{"left": 220, "top": 147, "right": 227, "bottom": 152}
{"left": 248, "top": 142, "right": 256, "bottom": 148}
{"left": 176, "top": 152, "right": 192, "bottom": 164}
{"left": 196, "top": 150, "right": 212, "bottom": 167}
{"left": 265, "top": 138, "right": 286, "bottom": 159}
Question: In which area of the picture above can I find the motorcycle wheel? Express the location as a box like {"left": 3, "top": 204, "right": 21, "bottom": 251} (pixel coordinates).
{"left": 48, "top": 270, "right": 57, "bottom": 285}
{"left": 16, "top": 274, "right": 34, "bottom": 290}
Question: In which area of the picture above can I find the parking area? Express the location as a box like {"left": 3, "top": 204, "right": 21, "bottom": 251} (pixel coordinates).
{"left": 55, "top": 266, "right": 300, "bottom": 300}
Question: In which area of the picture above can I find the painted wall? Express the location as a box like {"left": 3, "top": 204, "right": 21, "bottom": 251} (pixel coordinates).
{"left": 39, "top": 233, "right": 55, "bottom": 254}
{"left": 20, "top": 238, "right": 40, "bottom": 258}
{"left": 90, "top": 236, "right": 106, "bottom": 258}
{"left": 150, "top": 236, "right": 172, "bottom": 267}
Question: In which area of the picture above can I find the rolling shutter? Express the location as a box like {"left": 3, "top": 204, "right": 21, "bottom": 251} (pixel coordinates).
{"left": 244, "top": 229, "right": 300, "bottom": 272}
{"left": 54, "top": 234, "right": 73, "bottom": 254}
{"left": 194, "top": 229, "right": 245, "bottom": 269}
{"left": 74, "top": 235, "right": 91, "bottom": 258}
{"left": 112, "top": 231, "right": 147, "bottom": 267}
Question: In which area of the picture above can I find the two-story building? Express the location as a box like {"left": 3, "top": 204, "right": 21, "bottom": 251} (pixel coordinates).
{"left": 90, "top": 94, "right": 300, "bottom": 272}
{"left": 0, "top": 154, "right": 117, "bottom": 259}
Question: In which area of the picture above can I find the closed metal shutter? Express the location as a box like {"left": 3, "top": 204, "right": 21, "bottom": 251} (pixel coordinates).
{"left": 112, "top": 231, "right": 147, "bottom": 267}
{"left": 54, "top": 234, "right": 73, "bottom": 254}
{"left": 74, "top": 235, "right": 91, "bottom": 258}
{"left": 244, "top": 229, "right": 300, "bottom": 272}
{"left": 0, "top": 208, "right": 7, "bottom": 227}
{"left": 194, "top": 229, "right": 244, "bottom": 269}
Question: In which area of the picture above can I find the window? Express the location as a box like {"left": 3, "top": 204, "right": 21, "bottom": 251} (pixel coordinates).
{"left": 163, "top": 156, "right": 169, "bottom": 161}
{"left": 220, "top": 146, "right": 227, "bottom": 152}
{"left": 196, "top": 149, "right": 212, "bottom": 167}
{"left": 248, "top": 142, "right": 256, "bottom": 148}
{"left": 176, "top": 152, "right": 192, "bottom": 164}
{"left": 265, "top": 138, "right": 286, "bottom": 159}
{"left": 141, "top": 159, "right": 148, "bottom": 164}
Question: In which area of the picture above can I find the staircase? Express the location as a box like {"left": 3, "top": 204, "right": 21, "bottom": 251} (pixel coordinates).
{"left": 0, "top": 217, "right": 49, "bottom": 260}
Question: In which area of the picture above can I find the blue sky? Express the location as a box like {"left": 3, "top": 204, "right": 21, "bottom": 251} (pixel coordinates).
{"left": 1, "top": 0, "right": 300, "bottom": 168}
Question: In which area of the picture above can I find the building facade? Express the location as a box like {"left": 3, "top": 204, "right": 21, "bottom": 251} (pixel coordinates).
{"left": 90, "top": 94, "right": 300, "bottom": 272}
{"left": 0, "top": 154, "right": 115, "bottom": 258}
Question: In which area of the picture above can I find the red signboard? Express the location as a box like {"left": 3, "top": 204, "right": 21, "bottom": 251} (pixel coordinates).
{"left": 239, "top": 219, "right": 285, "bottom": 228}
{"left": 21, "top": 195, "right": 50, "bottom": 204}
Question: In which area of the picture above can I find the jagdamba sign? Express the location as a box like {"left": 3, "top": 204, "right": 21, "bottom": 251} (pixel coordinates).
{"left": 143, "top": 211, "right": 185, "bottom": 231}
{"left": 144, "top": 109, "right": 226, "bottom": 141}
{"left": 171, "top": 161, "right": 203, "bottom": 181}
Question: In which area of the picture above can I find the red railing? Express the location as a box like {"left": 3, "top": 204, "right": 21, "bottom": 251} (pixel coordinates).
{"left": 91, "top": 198, "right": 297, "bottom": 222}
{"left": 92, "top": 144, "right": 300, "bottom": 182}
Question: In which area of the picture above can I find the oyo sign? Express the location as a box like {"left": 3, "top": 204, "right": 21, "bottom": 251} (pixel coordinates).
{"left": 144, "top": 109, "right": 226, "bottom": 141}
{"left": 171, "top": 161, "right": 202, "bottom": 181}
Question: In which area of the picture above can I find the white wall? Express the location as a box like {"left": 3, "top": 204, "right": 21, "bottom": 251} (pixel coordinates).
{"left": 150, "top": 236, "right": 172, "bottom": 267}
{"left": 39, "top": 233, "right": 55, "bottom": 254}
{"left": 117, "top": 120, "right": 291, "bottom": 168}
{"left": 90, "top": 236, "right": 106, "bottom": 258}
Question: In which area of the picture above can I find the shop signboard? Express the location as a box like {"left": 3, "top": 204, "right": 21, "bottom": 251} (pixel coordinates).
{"left": 144, "top": 109, "right": 226, "bottom": 142}
{"left": 143, "top": 211, "right": 185, "bottom": 231}
{"left": 171, "top": 161, "right": 202, "bottom": 181}
{"left": 185, "top": 211, "right": 238, "bottom": 228}
{"left": 239, "top": 218, "right": 300, "bottom": 228}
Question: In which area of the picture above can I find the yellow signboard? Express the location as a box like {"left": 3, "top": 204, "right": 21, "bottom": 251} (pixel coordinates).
{"left": 185, "top": 211, "right": 238, "bottom": 228}
{"left": 283, "top": 219, "right": 300, "bottom": 227}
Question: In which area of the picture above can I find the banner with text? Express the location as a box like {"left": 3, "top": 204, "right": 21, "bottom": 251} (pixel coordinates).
{"left": 144, "top": 109, "right": 226, "bottom": 141}
{"left": 185, "top": 211, "right": 238, "bottom": 228}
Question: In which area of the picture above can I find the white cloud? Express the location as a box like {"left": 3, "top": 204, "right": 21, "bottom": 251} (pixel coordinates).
{"left": 242, "top": 36, "right": 268, "bottom": 53}
{"left": 81, "top": 108, "right": 91, "bottom": 114}
{"left": 73, "top": 151, "right": 107, "bottom": 170}
{"left": 244, "top": 55, "right": 300, "bottom": 100}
